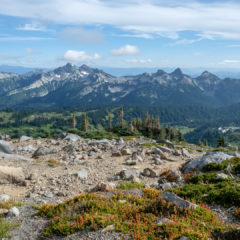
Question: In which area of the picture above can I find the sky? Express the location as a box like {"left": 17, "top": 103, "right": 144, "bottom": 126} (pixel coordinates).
{"left": 1, "top": 0, "right": 240, "bottom": 69}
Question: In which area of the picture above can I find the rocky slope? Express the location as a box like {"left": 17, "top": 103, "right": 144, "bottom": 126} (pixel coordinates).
{"left": 1, "top": 135, "right": 240, "bottom": 239}
{"left": 0, "top": 64, "right": 240, "bottom": 109}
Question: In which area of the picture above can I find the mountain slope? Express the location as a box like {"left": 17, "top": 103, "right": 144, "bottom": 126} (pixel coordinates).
{"left": 0, "top": 63, "right": 240, "bottom": 109}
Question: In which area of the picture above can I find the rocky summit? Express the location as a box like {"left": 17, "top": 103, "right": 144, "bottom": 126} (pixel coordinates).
{"left": 1, "top": 134, "right": 240, "bottom": 239}
{"left": 1, "top": 63, "right": 240, "bottom": 109}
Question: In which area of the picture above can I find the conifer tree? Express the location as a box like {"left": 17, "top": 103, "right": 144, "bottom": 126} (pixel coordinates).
{"left": 143, "top": 112, "right": 150, "bottom": 130}
{"left": 82, "top": 114, "right": 89, "bottom": 132}
{"left": 118, "top": 106, "right": 124, "bottom": 129}
{"left": 107, "top": 112, "right": 114, "bottom": 130}
{"left": 71, "top": 114, "right": 77, "bottom": 129}
{"left": 136, "top": 118, "right": 142, "bottom": 130}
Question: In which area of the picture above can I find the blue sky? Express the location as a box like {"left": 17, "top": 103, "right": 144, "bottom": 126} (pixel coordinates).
{"left": 1, "top": 0, "right": 240, "bottom": 69}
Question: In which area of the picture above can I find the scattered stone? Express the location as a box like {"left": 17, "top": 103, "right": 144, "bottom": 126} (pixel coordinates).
{"left": 112, "top": 151, "right": 122, "bottom": 157}
{"left": 92, "top": 182, "right": 115, "bottom": 192}
{"left": 158, "top": 146, "right": 172, "bottom": 154}
{"left": 33, "top": 146, "right": 53, "bottom": 157}
{"left": 0, "top": 194, "right": 10, "bottom": 202}
{"left": 76, "top": 169, "right": 88, "bottom": 179}
{"left": 7, "top": 207, "right": 20, "bottom": 217}
{"left": 101, "top": 225, "right": 115, "bottom": 232}
{"left": 64, "top": 133, "right": 82, "bottom": 142}
{"left": 121, "top": 148, "right": 132, "bottom": 156}
{"left": 183, "top": 152, "right": 232, "bottom": 172}
{"left": 0, "top": 152, "right": 32, "bottom": 161}
{"left": 177, "top": 237, "right": 191, "bottom": 240}
{"left": 0, "top": 166, "right": 26, "bottom": 185}
{"left": 0, "top": 140, "right": 12, "bottom": 154}
{"left": 181, "top": 148, "right": 191, "bottom": 158}
{"left": 216, "top": 173, "right": 229, "bottom": 179}
{"left": 117, "top": 138, "right": 124, "bottom": 144}
{"left": 158, "top": 182, "right": 172, "bottom": 190}
{"left": 119, "top": 169, "right": 141, "bottom": 180}
{"left": 125, "top": 159, "right": 137, "bottom": 165}
{"left": 155, "top": 217, "right": 174, "bottom": 225}
{"left": 159, "top": 192, "right": 197, "bottom": 210}
{"left": 19, "top": 136, "right": 32, "bottom": 142}
{"left": 142, "top": 168, "right": 158, "bottom": 178}
{"left": 156, "top": 139, "right": 175, "bottom": 149}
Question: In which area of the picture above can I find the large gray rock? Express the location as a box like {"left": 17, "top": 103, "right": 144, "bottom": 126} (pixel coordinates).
{"left": 33, "top": 146, "right": 54, "bottom": 157}
{"left": 76, "top": 169, "right": 88, "bottom": 179}
{"left": 119, "top": 169, "right": 141, "bottom": 180}
{"left": 142, "top": 168, "right": 158, "bottom": 178}
{"left": 0, "top": 153, "right": 32, "bottom": 161}
{"left": 0, "top": 166, "right": 26, "bottom": 185}
{"left": 157, "top": 139, "right": 175, "bottom": 149}
{"left": 159, "top": 192, "right": 197, "bottom": 210}
{"left": 19, "top": 136, "right": 32, "bottom": 142}
{"left": 182, "top": 152, "right": 232, "bottom": 172}
{"left": 7, "top": 207, "right": 20, "bottom": 217}
{"left": 0, "top": 140, "right": 12, "bottom": 154}
{"left": 0, "top": 194, "right": 10, "bottom": 202}
{"left": 64, "top": 133, "right": 82, "bottom": 142}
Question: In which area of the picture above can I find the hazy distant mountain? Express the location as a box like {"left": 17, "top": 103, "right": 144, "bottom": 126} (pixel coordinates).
{"left": 0, "top": 63, "right": 240, "bottom": 109}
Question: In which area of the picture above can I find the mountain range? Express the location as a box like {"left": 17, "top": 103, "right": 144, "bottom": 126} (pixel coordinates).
{"left": 0, "top": 63, "right": 240, "bottom": 110}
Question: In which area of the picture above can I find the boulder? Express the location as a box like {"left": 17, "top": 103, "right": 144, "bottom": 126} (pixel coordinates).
{"left": 153, "top": 147, "right": 167, "bottom": 159}
{"left": 64, "top": 133, "right": 82, "bottom": 142}
{"left": 0, "top": 166, "right": 25, "bottom": 185}
{"left": 117, "top": 138, "right": 124, "bottom": 144}
{"left": 182, "top": 152, "right": 232, "bottom": 173}
{"left": 7, "top": 207, "right": 20, "bottom": 217}
{"left": 216, "top": 173, "right": 229, "bottom": 179}
{"left": 156, "top": 139, "right": 175, "bottom": 149}
{"left": 125, "top": 159, "right": 137, "bottom": 165}
{"left": 119, "top": 169, "right": 141, "bottom": 180}
{"left": 142, "top": 168, "right": 158, "bottom": 178}
{"left": 91, "top": 182, "right": 115, "bottom": 192}
{"left": 33, "top": 146, "right": 54, "bottom": 157}
{"left": 121, "top": 148, "right": 132, "bottom": 156}
{"left": 0, "top": 194, "right": 10, "bottom": 202}
{"left": 181, "top": 148, "right": 192, "bottom": 158}
{"left": 112, "top": 151, "right": 122, "bottom": 157}
{"left": 159, "top": 191, "right": 197, "bottom": 210}
{"left": 19, "top": 136, "right": 32, "bottom": 142}
{"left": 0, "top": 140, "right": 12, "bottom": 154}
{"left": 0, "top": 153, "right": 32, "bottom": 161}
{"left": 158, "top": 146, "right": 172, "bottom": 154}
{"left": 76, "top": 169, "right": 88, "bottom": 179}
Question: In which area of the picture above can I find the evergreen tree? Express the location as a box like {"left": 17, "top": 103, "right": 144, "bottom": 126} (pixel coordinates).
{"left": 118, "top": 106, "right": 125, "bottom": 129}
{"left": 217, "top": 136, "right": 225, "bottom": 147}
{"left": 136, "top": 118, "right": 142, "bottom": 130}
{"left": 81, "top": 114, "right": 89, "bottom": 132}
{"left": 71, "top": 114, "right": 77, "bottom": 129}
{"left": 107, "top": 112, "right": 114, "bottom": 130}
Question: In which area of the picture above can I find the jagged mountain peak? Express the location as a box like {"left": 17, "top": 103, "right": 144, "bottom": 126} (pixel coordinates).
{"left": 54, "top": 63, "right": 78, "bottom": 74}
{"left": 155, "top": 69, "right": 166, "bottom": 76}
{"left": 171, "top": 68, "right": 183, "bottom": 77}
{"left": 200, "top": 71, "right": 219, "bottom": 79}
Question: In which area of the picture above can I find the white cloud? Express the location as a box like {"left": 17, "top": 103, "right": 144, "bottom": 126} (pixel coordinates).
{"left": 63, "top": 50, "right": 101, "bottom": 62}
{"left": 118, "top": 33, "right": 153, "bottom": 39}
{"left": 2, "top": 1, "right": 240, "bottom": 40}
{"left": 173, "top": 38, "right": 202, "bottom": 45}
{"left": 60, "top": 27, "right": 104, "bottom": 44}
{"left": 17, "top": 22, "right": 49, "bottom": 31}
{"left": 126, "top": 58, "right": 152, "bottom": 64}
{"left": 111, "top": 45, "right": 139, "bottom": 56}
{"left": 0, "top": 36, "right": 54, "bottom": 41}
{"left": 220, "top": 60, "right": 240, "bottom": 64}
{"left": 26, "top": 48, "right": 38, "bottom": 54}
